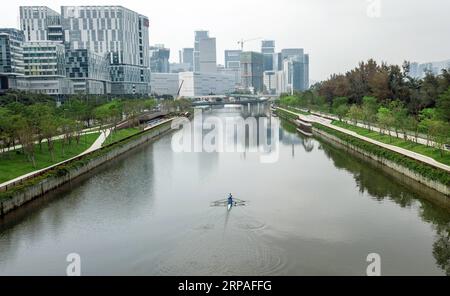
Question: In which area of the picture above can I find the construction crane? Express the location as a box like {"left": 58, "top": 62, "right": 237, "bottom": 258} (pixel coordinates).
{"left": 237, "top": 37, "right": 263, "bottom": 51}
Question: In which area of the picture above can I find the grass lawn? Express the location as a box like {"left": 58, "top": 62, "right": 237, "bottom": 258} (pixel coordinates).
{"left": 102, "top": 127, "right": 141, "bottom": 146}
{"left": 0, "top": 133, "right": 100, "bottom": 184}
{"left": 332, "top": 121, "right": 450, "bottom": 166}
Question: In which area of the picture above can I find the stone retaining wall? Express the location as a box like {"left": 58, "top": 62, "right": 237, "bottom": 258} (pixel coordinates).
{"left": 0, "top": 122, "right": 173, "bottom": 216}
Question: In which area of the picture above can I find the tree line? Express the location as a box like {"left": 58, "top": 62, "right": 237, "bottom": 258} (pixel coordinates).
{"left": 0, "top": 97, "right": 157, "bottom": 167}
{"left": 278, "top": 59, "right": 450, "bottom": 155}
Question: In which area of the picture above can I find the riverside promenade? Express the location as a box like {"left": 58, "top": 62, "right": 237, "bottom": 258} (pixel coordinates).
{"left": 277, "top": 107, "right": 450, "bottom": 173}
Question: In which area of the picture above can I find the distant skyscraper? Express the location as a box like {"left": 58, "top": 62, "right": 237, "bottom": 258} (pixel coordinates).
{"left": 180, "top": 48, "right": 194, "bottom": 71}
{"left": 198, "top": 38, "right": 217, "bottom": 73}
{"left": 60, "top": 6, "right": 151, "bottom": 95}
{"left": 0, "top": 29, "right": 25, "bottom": 76}
{"left": 263, "top": 70, "right": 277, "bottom": 94}
{"left": 20, "top": 6, "right": 63, "bottom": 43}
{"left": 240, "top": 51, "right": 264, "bottom": 93}
{"left": 222, "top": 50, "right": 242, "bottom": 88}
{"left": 261, "top": 40, "right": 275, "bottom": 71}
{"left": 194, "top": 30, "right": 208, "bottom": 72}
{"left": 281, "top": 48, "right": 304, "bottom": 61}
{"left": 282, "top": 54, "right": 309, "bottom": 93}
{"left": 303, "top": 54, "right": 309, "bottom": 90}
{"left": 194, "top": 31, "right": 217, "bottom": 73}
{"left": 150, "top": 44, "right": 170, "bottom": 73}
{"left": 273, "top": 52, "right": 283, "bottom": 71}
{"left": 225, "top": 50, "right": 242, "bottom": 69}
{"left": 409, "top": 59, "right": 450, "bottom": 78}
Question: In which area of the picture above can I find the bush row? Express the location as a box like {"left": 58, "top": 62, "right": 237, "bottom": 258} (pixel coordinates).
{"left": 312, "top": 123, "right": 450, "bottom": 186}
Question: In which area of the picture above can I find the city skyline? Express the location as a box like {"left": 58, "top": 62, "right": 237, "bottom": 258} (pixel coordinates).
{"left": 1, "top": 0, "right": 449, "bottom": 82}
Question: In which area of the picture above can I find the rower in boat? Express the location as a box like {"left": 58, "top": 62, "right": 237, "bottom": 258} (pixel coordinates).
{"left": 227, "top": 193, "right": 234, "bottom": 211}
{"left": 211, "top": 194, "right": 247, "bottom": 210}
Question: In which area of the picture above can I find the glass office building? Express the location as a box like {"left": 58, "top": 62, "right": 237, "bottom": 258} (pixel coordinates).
{"left": 0, "top": 29, "right": 25, "bottom": 76}
{"left": 60, "top": 6, "right": 151, "bottom": 95}
{"left": 20, "top": 6, "right": 63, "bottom": 43}
{"left": 240, "top": 51, "right": 264, "bottom": 93}
{"left": 66, "top": 49, "right": 111, "bottom": 94}
{"left": 261, "top": 40, "right": 275, "bottom": 71}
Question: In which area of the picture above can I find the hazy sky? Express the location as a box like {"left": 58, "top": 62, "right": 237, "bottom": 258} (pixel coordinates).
{"left": 2, "top": 0, "right": 449, "bottom": 81}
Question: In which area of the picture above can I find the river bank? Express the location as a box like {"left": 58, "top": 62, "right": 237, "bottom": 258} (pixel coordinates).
{"left": 275, "top": 108, "right": 450, "bottom": 198}
{"left": 0, "top": 119, "right": 174, "bottom": 217}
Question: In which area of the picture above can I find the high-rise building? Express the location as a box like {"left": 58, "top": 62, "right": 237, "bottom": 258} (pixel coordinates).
{"left": 60, "top": 6, "right": 151, "bottom": 95}
{"left": 66, "top": 49, "right": 111, "bottom": 94}
{"left": 23, "top": 41, "right": 66, "bottom": 77}
{"left": 263, "top": 71, "right": 277, "bottom": 94}
{"left": 303, "top": 54, "right": 309, "bottom": 90}
{"left": 273, "top": 52, "right": 282, "bottom": 71}
{"left": 180, "top": 48, "right": 194, "bottom": 71}
{"left": 225, "top": 50, "right": 242, "bottom": 69}
{"left": 275, "top": 48, "right": 310, "bottom": 93}
{"left": 261, "top": 40, "right": 275, "bottom": 71}
{"left": 150, "top": 44, "right": 170, "bottom": 73}
{"left": 281, "top": 48, "right": 304, "bottom": 61}
{"left": 198, "top": 38, "right": 217, "bottom": 73}
{"left": 194, "top": 31, "right": 217, "bottom": 73}
{"left": 22, "top": 41, "right": 73, "bottom": 96}
{"left": 409, "top": 59, "right": 450, "bottom": 78}
{"left": 0, "top": 29, "right": 25, "bottom": 76}
{"left": 223, "top": 49, "right": 242, "bottom": 88}
{"left": 240, "top": 51, "right": 264, "bottom": 93}
{"left": 282, "top": 55, "right": 309, "bottom": 93}
{"left": 194, "top": 30, "right": 208, "bottom": 72}
{"left": 0, "top": 29, "right": 26, "bottom": 92}
{"left": 20, "top": 6, "right": 64, "bottom": 43}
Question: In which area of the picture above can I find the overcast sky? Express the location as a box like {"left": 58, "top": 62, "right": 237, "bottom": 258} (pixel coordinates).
{"left": 2, "top": 0, "right": 449, "bottom": 82}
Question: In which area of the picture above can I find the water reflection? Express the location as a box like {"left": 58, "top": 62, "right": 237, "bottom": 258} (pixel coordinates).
{"left": 0, "top": 107, "right": 449, "bottom": 275}
{"left": 311, "top": 125, "right": 450, "bottom": 275}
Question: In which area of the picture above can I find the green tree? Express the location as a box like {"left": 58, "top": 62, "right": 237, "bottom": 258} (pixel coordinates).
{"left": 362, "top": 96, "right": 378, "bottom": 131}
{"left": 0, "top": 108, "right": 14, "bottom": 155}
{"left": 436, "top": 87, "right": 450, "bottom": 122}
{"left": 377, "top": 106, "right": 394, "bottom": 139}
{"left": 418, "top": 108, "right": 437, "bottom": 146}
{"left": 40, "top": 114, "right": 59, "bottom": 161}
{"left": 404, "top": 116, "right": 420, "bottom": 142}
{"left": 429, "top": 120, "right": 450, "bottom": 157}
{"left": 389, "top": 100, "right": 408, "bottom": 138}
{"left": 26, "top": 103, "right": 54, "bottom": 151}
{"left": 347, "top": 104, "right": 363, "bottom": 125}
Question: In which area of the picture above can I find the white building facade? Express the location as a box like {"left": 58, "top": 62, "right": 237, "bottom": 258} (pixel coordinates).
{"left": 150, "top": 73, "right": 179, "bottom": 97}
{"left": 178, "top": 72, "right": 235, "bottom": 97}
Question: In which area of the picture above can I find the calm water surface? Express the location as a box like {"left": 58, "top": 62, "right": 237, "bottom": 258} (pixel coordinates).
{"left": 0, "top": 107, "right": 449, "bottom": 275}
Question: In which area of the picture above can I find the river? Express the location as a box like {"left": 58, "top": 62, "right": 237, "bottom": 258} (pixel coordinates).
{"left": 0, "top": 106, "right": 449, "bottom": 275}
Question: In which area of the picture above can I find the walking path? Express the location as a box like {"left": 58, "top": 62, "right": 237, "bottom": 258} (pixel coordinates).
{"left": 278, "top": 107, "right": 450, "bottom": 172}
{"left": 290, "top": 107, "right": 441, "bottom": 148}
{"left": 0, "top": 117, "right": 174, "bottom": 191}
{"left": 0, "top": 129, "right": 110, "bottom": 190}
{"left": 0, "top": 128, "right": 105, "bottom": 154}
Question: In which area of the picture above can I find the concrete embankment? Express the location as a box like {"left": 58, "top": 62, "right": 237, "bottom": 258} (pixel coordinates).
{"left": 312, "top": 126, "right": 450, "bottom": 198}
{"left": 0, "top": 120, "right": 174, "bottom": 217}
{"left": 276, "top": 108, "right": 449, "bottom": 197}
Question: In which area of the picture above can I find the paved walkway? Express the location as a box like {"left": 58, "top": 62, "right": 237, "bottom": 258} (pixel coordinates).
{"left": 290, "top": 107, "right": 441, "bottom": 148}
{"left": 278, "top": 107, "right": 450, "bottom": 172}
{"left": 0, "top": 128, "right": 105, "bottom": 154}
{"left": 0, "top": 129, "right": 110, "bottom": 189}
{"left": 0, "top": 118, "right": 174, "bottom": 190}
